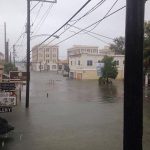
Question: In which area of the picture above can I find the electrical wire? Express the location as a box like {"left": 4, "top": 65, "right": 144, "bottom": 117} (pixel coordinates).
{"left": 87, "top": 0, "right": 120, "bottom": 33}
{"left": 47, "top": 0, "right": 119, "bottom": 45}
{"left": 71, "top": 0, "right": 106, "bottom": 22}
{"left": 51, "top": 6, "right": 126, "bottom": 47}
{"left": 21, "top": 5, "right": 126, "bottom": 62}
{"left": 67, "top": 24, "right": 114, "bottom": 40}
{"left": 31, "top": 1, "right": 41, "bottom": 12}
{"left": 32, "top": 3, "right": 54, "bottom": 35}
{"left": 39, "top": 0, "right": 92, "bottom": 45}
{"left": 47, "top": 0, "right": 106, "bottom": 45}
{"left": 32, "top": 2, "right": 44, "bottom": 26}
{"left": 68, "top": 29, "right": 110, "bottom": 44}
{"left": 13, "top": 1, "right": 42, "bottom": 47}
{"left": 11, "top": 1, "right": 42, "bottom": 60}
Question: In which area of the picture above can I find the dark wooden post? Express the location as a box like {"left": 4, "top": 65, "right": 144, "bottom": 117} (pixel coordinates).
{"left": 124, "top": 0, "right": 145, "bottom": 150}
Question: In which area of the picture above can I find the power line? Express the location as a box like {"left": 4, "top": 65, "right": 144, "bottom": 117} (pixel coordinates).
{"left": 14, "top": 3, "right": 53, "bottom": 61}
{"left": 11, "top": 1, "right": 42, "bottom": 50}
{"left": 68, "top": 29, "right": 110, "bottom": 44}
{"left": 31, "top": 2, "right": 44, "bottom": 26}
{"left": 31, "top": 1, "right": 41, "bottom": 11}
{"left": 47, "top": 0, "right": 106, "bottom": 45}
{"left": 71, "top": 0, "right": 106, "bottom": 22}
{"left": 21, "top": 5, "right": 126, "bottom": 62}
{"left": 67, "top": 24, "right": 114, "bottom": 40}
{"left": 32, "top": 3, "right": 54, "bottom": 34}
{"left": 39, "top": 0, "right": 92, "bottom": 45}
{"left": 52, "top": 6, "right": 126, "bottom": 46}
{"left": 87, "top": 0, "right": 120, "bottom": 33}
{"left": 9, "top": 32, "right": 26, "bottom": 52}
{"left": 47, "top": 0, "right": 120, "bottom": 45}
{"left": 46, "top": 0, "right": 120, "bottom": 45}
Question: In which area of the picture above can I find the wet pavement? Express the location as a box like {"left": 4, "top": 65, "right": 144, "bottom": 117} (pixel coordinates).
{"left": 0, "top": 71, "right": 150, "bottom": 150}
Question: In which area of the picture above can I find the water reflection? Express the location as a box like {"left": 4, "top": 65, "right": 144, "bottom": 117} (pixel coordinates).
{"left": 98, "top": 81, "right": 123, "bottom": 103}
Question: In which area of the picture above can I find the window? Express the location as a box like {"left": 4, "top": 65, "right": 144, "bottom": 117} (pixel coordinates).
{"left": 71, "top": 61, "right": 72, "bottom": 65}
{"left": 39, "top": 65, "right": 43, "bottom": 69}
{"left": 87, "top": 60, "right": 93, "bottom": 66}
{"left": 46, "top": 60, "right": 49, "bottom": 63}
{"left": 115, "top": 60, "right": 119, "bottom": 65}
{"left": 78, "top": 60, "right": 80, "bottom": 65}
{"left": 52, "top": 65, "right": 56, "bottom": 69}
{"left": 87, "top": 49, "right": 90, "bottom": 53}
{"left": 46, "top": 48, "right": 49, "bottom": 52}
{"left": 53, "top": 48, "right": 56, "bottom": 52}
{"left": 93, "top": 49, "right": 97, "bottom": 53}
{"left": 81, "top": 49, "right": 84, "bottom": 53}
{"left": 53, "top": 54, "right": 56, "bottom": 57}
{"left": 53, "top": 60, "right": 56, "bottom": 63}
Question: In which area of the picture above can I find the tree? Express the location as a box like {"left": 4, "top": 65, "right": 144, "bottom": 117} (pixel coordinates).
{"left": 144, "top": 21, "right": 150, "bottom": 72}
{"left": 64, "top": 64, "right": 70, "bottom": 72}
{"left": 99, "top": 56, "right": 118, "bottom": 84}
{"left": 4, "top": 63, "right": 18, "bottom": 74}
{"left": 110, "top": 36, "right": 125, "bottom": 54}
{"left": 144, "top": 21, "right": 150, "bottom": 48}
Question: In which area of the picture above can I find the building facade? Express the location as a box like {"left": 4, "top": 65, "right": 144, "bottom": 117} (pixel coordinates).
{"left": 32, "top": 45, "right": 59, "bottom": 71}
{"left": 0, "top": 52, "right": 4, "bottom": 63}
{"left": 68, "top": 45, "right": 124, "bottom": 80}
{"left": 68, "top": 45, "right": 99, "bottom": 56}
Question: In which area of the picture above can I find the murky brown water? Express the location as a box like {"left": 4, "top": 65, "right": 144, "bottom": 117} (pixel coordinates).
{"left": 0, "top": 71, "right": 150, "bottom": 150}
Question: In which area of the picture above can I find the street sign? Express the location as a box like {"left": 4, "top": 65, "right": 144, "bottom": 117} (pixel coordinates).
{"left": 9, "top": 71, "right": 27, "bottom": 81}
{"left": 0, "top": 107, "right": 12, "bottom": 113}
{"left": 0, "top": 83, "right": 16, "bottom": 91}
{"left": 0, "top": 97, "right": 16, "bottom": 106}
{"left": 96, "top": 63, "right": 104, "bottom": 77}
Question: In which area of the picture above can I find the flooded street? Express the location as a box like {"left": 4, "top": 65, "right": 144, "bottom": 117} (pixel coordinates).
{"left": 0, "top": 72, "right": 150, "bottom": 150}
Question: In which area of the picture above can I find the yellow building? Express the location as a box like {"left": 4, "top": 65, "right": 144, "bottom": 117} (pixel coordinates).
{"left": 68, "top": 45, "right": 124, "bottom": 80}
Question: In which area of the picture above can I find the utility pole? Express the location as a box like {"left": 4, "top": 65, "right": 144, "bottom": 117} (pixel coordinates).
{"left": 5, "top": 41, "right": 9, "bottom": 63}
{"left": 26, "top": 0, "right": 30, "bottom": 108}
{"left": 4, "top": 22, "right": 7, "bottom": 62}
{"left": 13, "top": 45, "right": 16, "bottom": 66}
{"left": 124, "top": 0, "right": 145, "bottom": 150}
{"left": 26, "top": 0, "right": 57, "bottom": 108}
{"left": 9, "top": 51, "right": 12, "bottom": 63}
{"left": 4, "top": 23, "right": 9, "bottom": 63}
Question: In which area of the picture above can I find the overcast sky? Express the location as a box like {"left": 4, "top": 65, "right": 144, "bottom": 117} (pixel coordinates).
{"left": 0, "top": 0, "right": 150, "bottom": 60}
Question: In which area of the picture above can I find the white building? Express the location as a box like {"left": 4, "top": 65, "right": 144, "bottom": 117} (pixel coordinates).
{"left": 32, "top": 45, "right": 59, "bottom": 71}
{"left": 68, "top": 45, "right": 99, "bottom": 56}
{"left": 68, "top": 45, "right": 124, "bottom": 80}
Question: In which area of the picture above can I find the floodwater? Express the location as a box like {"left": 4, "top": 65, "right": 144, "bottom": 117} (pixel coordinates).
{"left": 0, "top": 71, "right": 150, "bottom": 150}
